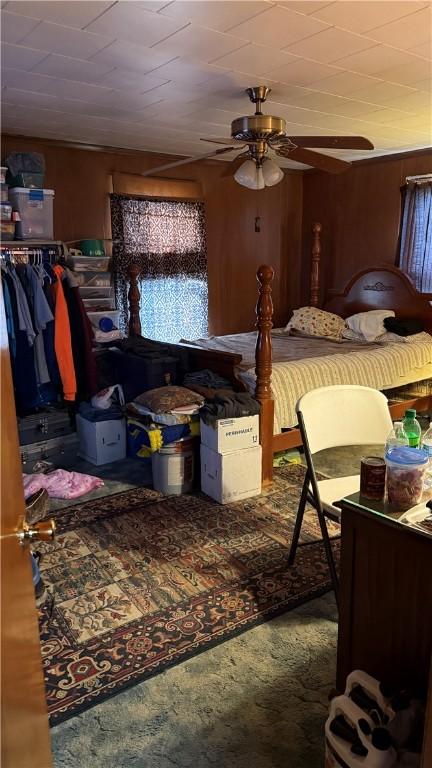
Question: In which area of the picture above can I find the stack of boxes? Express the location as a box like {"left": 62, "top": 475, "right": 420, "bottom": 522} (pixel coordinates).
{"left": 200, "top": 414, "right": 262, "bottom": 504}
{"left": 71, "top": 242, "right": 120, "bottom": 343}
{"left": 2, "top": 152, "right": 55, "bottom": 241}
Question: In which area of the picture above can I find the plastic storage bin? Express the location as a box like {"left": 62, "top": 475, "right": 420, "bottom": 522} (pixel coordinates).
{"left": 72, "top": 255, "right": 110, "bottom": 272}
{"left": 79, "top": 285, "right": 113, "bottom": 299}
{"left": 82, "top": 297, "right": 116, "bottom": 310}
{"left": 385, "top": 445, "right": 428, "bottom": 509}
{"left": 9, "top": 188, "right": 54, "bottom": 240}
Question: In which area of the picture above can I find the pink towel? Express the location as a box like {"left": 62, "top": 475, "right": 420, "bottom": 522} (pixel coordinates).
{"left": 23, "top": 469, "right": 104, "bottom": 500}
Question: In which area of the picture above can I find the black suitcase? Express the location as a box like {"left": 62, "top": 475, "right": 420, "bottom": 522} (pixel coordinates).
{"left": 20, "top": 433, "right": 79, "bottom": 471}
{"left": 18, "top": 407, "right": 75, "bottom": 446}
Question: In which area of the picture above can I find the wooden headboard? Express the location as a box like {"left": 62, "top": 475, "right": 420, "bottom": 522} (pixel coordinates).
{"left": 324, "top": 265, "right": 432, "bottom": 333}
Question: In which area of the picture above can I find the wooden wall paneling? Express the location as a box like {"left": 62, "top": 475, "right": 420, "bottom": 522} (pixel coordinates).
{"left": 2, "top": 134, "right": 303, "bottom": 337}
{"left": 301, "top": 149, "right": 432, "bottom": 300}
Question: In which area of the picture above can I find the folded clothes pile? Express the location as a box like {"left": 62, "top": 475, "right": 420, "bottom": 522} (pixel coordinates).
{"left": 184, "top": 369, "right": 232, "bottom": 389}
{"left": 199, "top": 393, "right": 260, "bottom": 426}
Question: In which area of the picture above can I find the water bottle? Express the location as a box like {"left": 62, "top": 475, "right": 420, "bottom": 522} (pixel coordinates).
{"left": 422, "top": 422, "right": 432, "bottom": 489}
{"left": 385, "top": 421, "right": 408, "bottom": 454}
{"left": 402, "top": 409, "right": 421, "bottom": 448}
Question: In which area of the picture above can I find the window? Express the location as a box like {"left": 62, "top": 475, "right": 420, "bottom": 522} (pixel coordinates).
{"left": 110, "top": 196, "right": 208, "bottom": 342}
{"left": 399, "top": 179, "right": 432, "bottom": 292}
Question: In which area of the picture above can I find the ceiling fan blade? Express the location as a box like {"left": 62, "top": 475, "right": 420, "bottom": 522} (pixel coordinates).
{"left": 200, "top": 137, "right": 241, "bottom": 145}
{"left": 277, "top": 135, "right": 374, "bottom": 150}
{"left": 277, "top": 146, "right": 351, "bottom": 174}
{"left": 140, "top": 146, "right": 239, "bottom": 177}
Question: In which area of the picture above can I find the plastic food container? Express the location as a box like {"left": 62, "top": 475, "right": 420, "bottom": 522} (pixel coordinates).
{"left": 0, "top": 221, "right": 15, "bottom": 241}
{"left": 0, "top": 202, "right": 12, "bottom": 221}
{"left": 9, "top": 188, "right": 54, "bottom": 240}
{"left": 385, "top": 446, "right": 428, "bottom": 509}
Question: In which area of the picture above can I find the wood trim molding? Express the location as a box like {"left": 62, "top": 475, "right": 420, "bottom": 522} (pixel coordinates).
{"left": 111, "top": 171, "right": 203, "bottom": 200}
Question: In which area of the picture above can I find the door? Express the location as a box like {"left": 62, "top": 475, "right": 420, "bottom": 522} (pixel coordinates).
{"left": 1, "top": 286, "right": 53, "bottom": 767}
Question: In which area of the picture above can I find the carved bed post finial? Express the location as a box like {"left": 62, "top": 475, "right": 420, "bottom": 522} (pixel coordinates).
{"left": 128, "top": 263, "right": 142, "bottom": 336}
{"left": 255, "top": 264, "right": 275, "bottom": 486}
{"left": 310, "top": 222, "right": 322, "bottom": 308}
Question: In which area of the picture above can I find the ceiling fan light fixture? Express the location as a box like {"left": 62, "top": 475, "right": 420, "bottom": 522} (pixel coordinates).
{"left": 234, "top": 159, "right": 265, "bottom": 190}
{"left": 262, "top": 158, "right": 284, "bottom": 187}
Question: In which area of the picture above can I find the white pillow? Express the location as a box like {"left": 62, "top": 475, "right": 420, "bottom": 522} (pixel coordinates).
{"left": 346, "top": 309, "right": 395, "bottom": 342}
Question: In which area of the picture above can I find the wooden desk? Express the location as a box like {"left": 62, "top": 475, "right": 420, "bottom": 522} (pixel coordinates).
{"left": 337, "top": 493, "right": 432, "bottom": 691}
{"left": 337, "top": 494, "right": 432, "bottom": 766}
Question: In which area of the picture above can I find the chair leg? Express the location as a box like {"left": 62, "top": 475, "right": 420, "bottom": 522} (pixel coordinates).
{"left": 315, "top": 504, "right": 340, "bottom": 609}
{"left": 288, "top": 471, "right": 309, "bottom": 566}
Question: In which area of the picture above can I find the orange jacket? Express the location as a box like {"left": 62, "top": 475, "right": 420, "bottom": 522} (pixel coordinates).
{"left": 52, "top": 265, "right": 76, "bottom": 401}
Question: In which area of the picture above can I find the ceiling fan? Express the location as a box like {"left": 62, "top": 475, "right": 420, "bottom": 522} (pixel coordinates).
{"left": 141, "top": 86, "right": 374, "bottom": 189}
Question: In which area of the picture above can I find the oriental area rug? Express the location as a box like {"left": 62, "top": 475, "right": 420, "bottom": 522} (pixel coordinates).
{"left": 36, "top": 464, "right": 339, "bottom": 725}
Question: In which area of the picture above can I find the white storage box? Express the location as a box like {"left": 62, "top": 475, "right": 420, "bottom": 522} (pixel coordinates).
{"left": 200, "top": 415, "right": 259, "bottom": 455}
{"left": 9, "top": 187, "right": 54, "bottom": 240}
{"left": 201, "top": 444, "right": 262, "bottom": 504}
{"left": 73, "top": 255, "right": 110, "bottom": 272}
{"left": 76, "top": 414, "right": 126, "bottom": 465}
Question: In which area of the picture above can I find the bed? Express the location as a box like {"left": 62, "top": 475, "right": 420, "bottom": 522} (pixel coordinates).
{"left": 126, "top": 223, "right": 432, "bottom": 485}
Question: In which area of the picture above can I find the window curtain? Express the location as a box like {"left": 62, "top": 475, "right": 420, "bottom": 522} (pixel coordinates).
{"left": 399, "top": 181, "right": 432, "bottom": 292}
{"left": 110, "top": 195, "right": 208, "bottom": 342}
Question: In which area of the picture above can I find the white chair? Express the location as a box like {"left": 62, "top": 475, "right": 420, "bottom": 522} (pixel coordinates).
{"left": 288, "top": 385, "right": 393, "bottom": 606}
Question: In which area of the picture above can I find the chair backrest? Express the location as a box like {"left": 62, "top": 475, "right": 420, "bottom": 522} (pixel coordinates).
{"left": 296, "top": 385, "right": 393, "bottom": 455}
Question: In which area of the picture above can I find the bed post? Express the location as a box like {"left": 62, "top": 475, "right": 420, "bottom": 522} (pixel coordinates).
{"left": 310, "top": 222, "right": 322, "bottom": 308}
{"left": 255, "top": 264, "right": 275, "bottom": 487}
{"left": 128, "top": 263, "right": 142, "bottom": 336}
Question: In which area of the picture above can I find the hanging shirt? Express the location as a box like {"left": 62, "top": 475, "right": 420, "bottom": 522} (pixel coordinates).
{"left": 23, "top": 265, "right": 53, "bottom": 386}
{"left": 50, "top": 265, "right": 77, "bottom": 401}
{"left": 2, "top": 277, "right": 16, "bottom": 357}
{"left": 9, "top": 268, "right": 36, "bottom": 346}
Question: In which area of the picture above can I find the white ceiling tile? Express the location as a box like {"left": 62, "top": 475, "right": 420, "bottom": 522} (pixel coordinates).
{"left": 152, "top": 24, "right": 248, "bottom": 62}
{"left": 349, "top": 80, "right": 417, "bottom": 105}
{"left": 407, "top": 42, "right": 432, "bottom": 59}
{"left": 3, "top": 86, "right": 59, "bottom": 108}
{"left": 1, "top": 66, "right": 57, "bottom": 92}
{"left": 366, "top": 7, "right": 432, "bottom": 50}
{"left": 356, "top": 107, "right": 413, "bottom": 125}
{"left": 310, "top": 1, "right": 427, "bottom": 34}
{"left": 380, "top": 89, "right": 431, "bottom": 113}
{"left": 86, "top": 3, "right": 187, "bottom": 47}
{"left": 375, "top": 57, "right": 432, "bottom": 86}
{"left": 387, "top": 114, "right": 431, "bottom": 132}
{"left": 32, "top": 53, "right": 114, "bottom": 82}
{"left": 286, "top": 27, "right": 376, "bottom": 63}
{"left": 5, "top": 2, "right": 113, "bottom": 28}
{"left": 158, "top": 1, "right": 269, "bottom": 33}
{"left": 19, "top": 21, "right": 114, "bottom": 60}
{"left": 211, "top": 44, "right": 296, "bottom": 76}
{"left": 147, "top": 58, "right": 229, "bottom": 87}
{"left": 227, "top": 5, "right": 330, "bottom": 48}
{"left": 1, "top": 41, "right": 49, "bottom": 70}
{"left": 98, "top": 68, "right": 169, "bottom": 92}
{"left": 272, "top": 91, "right": 373, "bottom": 116}
{"left": 333, "top": 45, "right": 422, "bottom": 76}
{"left": 307, "top": 70, "right": 381, "bottom": 95}
{"left": 264, "top": 57, "right": 341, "bottom": 86}
{"left": 1, "top": 11, "right": 40, "bottom": 44}
{"left": 40, "top": 78, "right": 113, "bottom": 102}
{"left": 278, "top": 2, "right": 334, "bottom": 15}
{"left": 90, "top": 40, "right": 176, "bottom": 73}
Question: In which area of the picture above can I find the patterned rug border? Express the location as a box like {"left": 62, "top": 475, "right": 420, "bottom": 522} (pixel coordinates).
{"left": 47, "top": 540, "right": 337, "bottom": 727}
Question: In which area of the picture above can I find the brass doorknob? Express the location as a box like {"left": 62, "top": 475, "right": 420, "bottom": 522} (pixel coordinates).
{"left": 16, "top": 516, "right": 56, "bottom": 544}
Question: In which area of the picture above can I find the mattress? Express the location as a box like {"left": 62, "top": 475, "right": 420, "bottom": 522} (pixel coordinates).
{"left": 188, "top": 330, "right": 432, "bottom": 431}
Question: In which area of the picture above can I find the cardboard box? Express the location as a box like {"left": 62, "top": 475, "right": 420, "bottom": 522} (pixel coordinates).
{"left": 76, "top": 414, "right": 126, "bottom": 466}
{"left": 200, "top": 444, "right": 262, "bottom": 504}
{"left": 200, "top": 415, "right": 259, "bottom": 455}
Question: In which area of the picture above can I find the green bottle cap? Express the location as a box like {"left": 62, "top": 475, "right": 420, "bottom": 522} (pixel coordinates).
{"left": 405, "top": 409, "right": 416, "bottom": 419}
